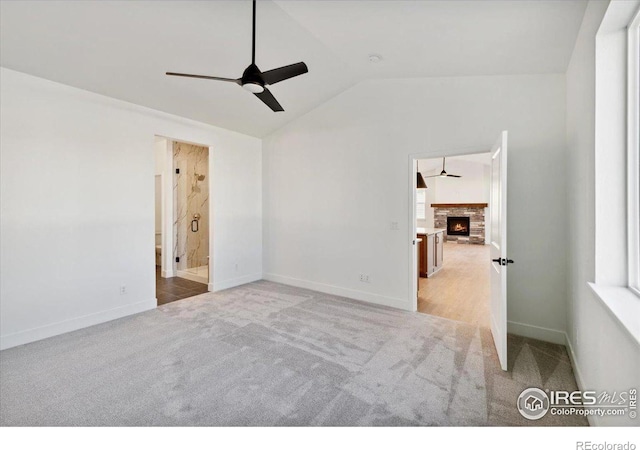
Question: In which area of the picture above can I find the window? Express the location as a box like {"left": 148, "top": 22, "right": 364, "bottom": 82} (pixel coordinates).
{"left": 589, "top": 1, "right": 640, "bottom": 345}
{"left": 416, "top": 189, "right": 426, "bottom": 220}
{"left": 629, "top": 8, "right": 640, "bottom": 294}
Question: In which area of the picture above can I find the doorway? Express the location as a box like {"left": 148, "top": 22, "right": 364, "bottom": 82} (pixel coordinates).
{"left": 413, "top": 152, "right": 492, "bottom": 327}
{"left": 409, "top": 132, "right": 510, "bottom": 370}
{"left": 154, "top": 136, "right": 212, "bottom": 306}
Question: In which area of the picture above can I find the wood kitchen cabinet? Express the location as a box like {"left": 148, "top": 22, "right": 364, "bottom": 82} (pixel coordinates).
{"left": 417, "top": 228, "right": 445, "bottom": 278}
{"left": 417, "top": 234, "right": 427, "bottom": 277}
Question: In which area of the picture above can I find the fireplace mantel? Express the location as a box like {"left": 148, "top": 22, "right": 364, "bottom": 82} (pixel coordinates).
{"left": 431, "top": 203, "right": 488, "bottom": 208}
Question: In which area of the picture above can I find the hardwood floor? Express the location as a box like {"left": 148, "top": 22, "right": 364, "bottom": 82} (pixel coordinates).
{"left": 418, "top": 242, "right": 491, "bottom": 328}
{"left": 156, "top": 266, "right": 208, "bottom": 305}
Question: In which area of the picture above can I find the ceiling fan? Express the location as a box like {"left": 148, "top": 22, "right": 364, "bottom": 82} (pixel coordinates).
{"left": 166, "top": 0, "right": 308, "bottom": 112}
{"left": 426, "top": 157, "right": 462, "bottom": 178}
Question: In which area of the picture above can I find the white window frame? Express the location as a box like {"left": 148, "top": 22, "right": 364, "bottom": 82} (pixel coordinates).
{"left": 590, "top": 1, "right": 640, "bottom": 345}
{"left": 628, "top": 7, "right": 640, "bottom": 295}
{"left": 416, "top": 188, "right": 426, "bottom": 220}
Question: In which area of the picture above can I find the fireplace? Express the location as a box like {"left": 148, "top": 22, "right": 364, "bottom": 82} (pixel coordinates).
{"left": 433, "top": 203, "right": 486, "bottom": 244}
{"left": 447, "top": 216, "right": 470, "bottom": 236}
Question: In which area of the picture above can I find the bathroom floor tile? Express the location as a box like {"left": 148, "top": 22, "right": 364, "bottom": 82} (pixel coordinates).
{"left": 155, "top": 267, "right": 208, "bottom": 305}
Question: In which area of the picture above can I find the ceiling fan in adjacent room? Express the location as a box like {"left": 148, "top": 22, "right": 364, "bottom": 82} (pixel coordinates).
{"left": 426, "top": 157, "right": 462, "bottom": 178}
{"left": 166, "top": 0, "right": 308, "bottom": 112}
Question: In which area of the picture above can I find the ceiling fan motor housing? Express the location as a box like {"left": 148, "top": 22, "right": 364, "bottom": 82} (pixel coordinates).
{"left": 242, "top": 64, "right": 265, "bottom": 89}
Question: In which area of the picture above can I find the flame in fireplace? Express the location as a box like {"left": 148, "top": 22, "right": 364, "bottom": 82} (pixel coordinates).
{"left": 453, "top": 223, "right": 467, "bottom": 232}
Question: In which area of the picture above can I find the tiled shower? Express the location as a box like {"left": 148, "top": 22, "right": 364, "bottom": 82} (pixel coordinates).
{"left": 173, "top": 141, "right": 209, "bottom": 284}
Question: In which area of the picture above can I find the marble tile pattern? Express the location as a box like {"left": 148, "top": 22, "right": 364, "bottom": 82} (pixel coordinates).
{"left": 434, "top": 207, "right": 486, "bottom": 245}
{"left": 0, "top": 281, "right": 588, "bottom": 426}
{"left": 173, "top": 142, "right": 209, "bottom": 272}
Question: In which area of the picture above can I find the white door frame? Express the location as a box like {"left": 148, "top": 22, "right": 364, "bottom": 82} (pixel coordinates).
{"left": 154, "top": 135, "right": 214, "bottom": 292}
{"left": 407, "top": 145, "right": 491, "bottom": 312}
{"left": 161, "top": 137, "right": 174, "bottom": 278}
{"left": 154, "top": 173, "right": 164, "bottom": 271}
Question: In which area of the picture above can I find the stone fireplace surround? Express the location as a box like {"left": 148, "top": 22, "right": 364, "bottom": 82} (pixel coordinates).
{"left": 432, "top": 203, "right": 487, "bottom": 245}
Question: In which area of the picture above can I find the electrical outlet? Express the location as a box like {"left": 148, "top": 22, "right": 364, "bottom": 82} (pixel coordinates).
{"left": 359, "top": 274, "right": 370, "bottom": 283}
{"left": 119, "top": 286, "right": 127, "bottom": 295}
{"left": 390, "top": 221, "right": 399, "bottom": 230}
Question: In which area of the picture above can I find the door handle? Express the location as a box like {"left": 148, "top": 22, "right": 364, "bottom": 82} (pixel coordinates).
{"left": 492, "top": 258, "right": 515, "bottom": 266}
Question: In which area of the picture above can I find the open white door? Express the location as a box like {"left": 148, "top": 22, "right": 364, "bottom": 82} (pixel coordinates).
{"left": 490, "top": 131, "right": 510, "bottom": 371}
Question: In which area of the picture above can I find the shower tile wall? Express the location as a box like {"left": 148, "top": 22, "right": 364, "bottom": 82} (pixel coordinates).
{"left": 173, "top": 142, "right": 209, "bottom": 273}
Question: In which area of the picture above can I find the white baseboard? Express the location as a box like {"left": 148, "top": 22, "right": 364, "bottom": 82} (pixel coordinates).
{"left": 176, "top": 269, "right": 208, "bottom": 284}
{"left": 507, "top": 320, "right": 566, "bottom": 345}
{"left": 161, "top": 269, "right": 174, "bottom": 278}
{"left": 564, "top": 332, "right": 596, "bottom": 426}
{"left": 263, "top": 273, "right": 410, "bottom": 311}
{"left": 0, "top": 299, "right": 157, "bottom": 351}
{"left": 211, "top": 273, "right": 262, "bottom": 292}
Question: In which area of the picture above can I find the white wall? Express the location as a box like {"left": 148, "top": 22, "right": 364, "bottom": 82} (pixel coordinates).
{"left": 566, "top": 0, "right": 640, "bottom": 426}
{"left": 263, "top": 74, "right": 568, "bottom": 341}
{"left": 0, "top": 68, "right": 262, "bottom": 350}
{"left": 154, "top": 137, "right": 166, "bottom": 175}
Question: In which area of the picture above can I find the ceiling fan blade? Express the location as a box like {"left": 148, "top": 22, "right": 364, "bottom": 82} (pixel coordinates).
{"left": 166, "top": 72, "right": 240, "bottom": 83}
{"left": 425, "top": 173, "right": 461, "bottom": 178}
{"left": 261, "top": 62, "right": 308, "bottom": 85}
{"left": 254, "top": 88, "right": 284, "bottom": 112}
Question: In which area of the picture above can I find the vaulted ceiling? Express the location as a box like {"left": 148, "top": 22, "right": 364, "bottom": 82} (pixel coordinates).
{"left": 0, "top": 0, "right": 587, "bottom": 137}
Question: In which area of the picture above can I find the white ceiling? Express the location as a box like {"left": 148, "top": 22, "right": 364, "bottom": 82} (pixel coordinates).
{"left": 276, "top": 0, "right": 588, "bottom": 78}
{"left": 0, "top": 0, "right": 587, "bottom": 138}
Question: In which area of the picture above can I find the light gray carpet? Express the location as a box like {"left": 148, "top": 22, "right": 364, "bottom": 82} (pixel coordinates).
{"left": 0, "top": 281, "right": 587, "bottom": 426}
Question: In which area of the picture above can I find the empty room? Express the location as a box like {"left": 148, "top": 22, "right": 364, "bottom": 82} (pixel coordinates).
{"left": 0, "top": 0, "right": 638, "bottom": 446}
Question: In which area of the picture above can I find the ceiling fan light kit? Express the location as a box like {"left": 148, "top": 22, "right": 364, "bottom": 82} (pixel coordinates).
{"left": 166, "top": 0, "right": 308, "bottom": 112}
{"left": 242, "top": 81, "right": 265, "bottom": 94}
